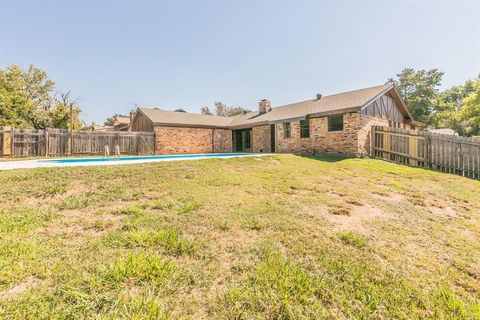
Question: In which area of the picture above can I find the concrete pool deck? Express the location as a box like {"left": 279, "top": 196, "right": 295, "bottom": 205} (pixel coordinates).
{"left": 0, "top": 153, "right": 272, "bottom": 171}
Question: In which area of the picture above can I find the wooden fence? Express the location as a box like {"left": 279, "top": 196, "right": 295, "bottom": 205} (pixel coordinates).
{"left": 371, "top": 126, "right": 480, "bottom": 179}
{"left": 0, "top": 127, "right": 155, "bottom": 158}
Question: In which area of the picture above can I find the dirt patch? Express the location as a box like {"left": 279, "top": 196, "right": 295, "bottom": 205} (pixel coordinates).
{"left": 372, "top": 192, "right": 406, "bottom": 204}
{"left": 64, "top": 180, "right": 91, "bottom": 197}
{"left": 37, "top": 224, "right": 100, "bottom": 241}
{"left": 37, "top": 210, "right": 125, "bottom": 244}
{"left": 0, "top": 277, "right": 39, "bottom": 300}
{"left": 327, "top": 204, "right": 390, "bottom": 234}
{"left": 429, "top": 205, "right": 458, "bottom": 218}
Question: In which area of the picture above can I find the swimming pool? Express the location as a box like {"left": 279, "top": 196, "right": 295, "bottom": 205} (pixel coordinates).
{"left": 0, "top": 153, "right": 271, "bottom": 170}
{"left": 40, "top": 153, "right": 254, "bottom": 163}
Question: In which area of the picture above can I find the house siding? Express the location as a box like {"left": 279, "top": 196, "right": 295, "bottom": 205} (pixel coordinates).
{"left": 130, "top": 111, "right": 154, "bottom": 132}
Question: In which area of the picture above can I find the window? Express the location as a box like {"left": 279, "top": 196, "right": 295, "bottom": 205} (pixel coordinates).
{"left": 283, "top": 122, "right": 291, "bottom": 138}
{"left": 300, "top": 119, "right": 310, "bottom": 138}
{"left": 328, "top": 114, "right": 344, "bottom": 132}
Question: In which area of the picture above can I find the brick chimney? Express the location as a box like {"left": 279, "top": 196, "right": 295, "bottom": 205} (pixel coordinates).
{"left": 258, "top": 99, "right": 272, "bottom": 114}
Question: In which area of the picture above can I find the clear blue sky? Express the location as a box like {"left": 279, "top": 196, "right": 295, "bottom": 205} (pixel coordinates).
{"left": 1, "top": 0, "right": 479, "bottom": 124}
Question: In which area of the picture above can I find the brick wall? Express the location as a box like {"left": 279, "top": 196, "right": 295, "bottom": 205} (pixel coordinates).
{"left": 252, "top": 125, "right": 271, "bottom": 153}
{"left": 153, "top": 112, "right": 396, "bottom": 156}
{"left": 311, "top": 113, "right": 360, "bottom": 154}
{"left": 213, "top": 129, "right": 233, "bottom": 153}
{"left": 154, "top": 126, "right": 232, "bottom": 154}
{"left": 275, "top": 121, "right": 313, "bottom": 153}
{"left": 275, "top": 113, "right": 360, "bottom": 154}
{"left": 154, "top": 126, "right": 212, "bottom": 154}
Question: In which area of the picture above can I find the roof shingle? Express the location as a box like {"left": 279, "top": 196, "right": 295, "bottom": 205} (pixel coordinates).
{"left": 139, "top": 83, "right": 394, "bottom": 128}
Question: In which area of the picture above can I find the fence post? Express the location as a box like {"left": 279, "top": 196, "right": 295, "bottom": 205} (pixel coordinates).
{"left": 424, "top": 133, "right": 430, "bottom": 168}
{"left": 370, "top": 126, "right": 375, "bottom": 157}
{"left": 44, "top": 129, "right": 49, "bottom": 157}
{"left": 2, "top": 126, "right": 12, "bottom": 157}
{"left": 153, "top": 130, "right": 157, "bottom": 155}
{"left": 10, "top": 127, "right": 15, "bottom": 157}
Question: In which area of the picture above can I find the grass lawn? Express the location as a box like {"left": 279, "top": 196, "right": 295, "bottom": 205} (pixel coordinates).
{"left": 0, "top": 154, "right": 479, "bottom": 319}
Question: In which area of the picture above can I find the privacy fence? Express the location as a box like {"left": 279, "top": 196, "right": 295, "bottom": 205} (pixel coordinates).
{"left": 0, "top": 127, "right": 155, "bottom": 158}
{"left": 371, "top": 126, "right": 480, "bottom": 179}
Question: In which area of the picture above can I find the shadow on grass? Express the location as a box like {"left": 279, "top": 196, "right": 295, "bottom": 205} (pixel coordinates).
{"left": 295, "top": 153, "right": 351, "bottom": 163}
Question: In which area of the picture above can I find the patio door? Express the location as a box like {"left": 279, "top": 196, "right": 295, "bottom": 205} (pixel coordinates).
{"left": 233, "top": 129, "right": 252, "bottom": 152}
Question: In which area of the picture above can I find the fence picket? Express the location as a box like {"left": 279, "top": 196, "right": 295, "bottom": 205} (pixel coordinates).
{"left": 0, "top": 127, "right": 155, "bottom": 158}
{"left": 371, "top": 126, "right": 480, "bottom": 180}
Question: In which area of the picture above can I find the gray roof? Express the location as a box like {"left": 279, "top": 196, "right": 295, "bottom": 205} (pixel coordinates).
{"left": 428, "top": 128, "right": 457, "bottom": 136}
{"left": 139, "top": 83, "right": 397, "bottom": 129}
{"left": 139, "top": 108, "right": 232, "bottom": 128}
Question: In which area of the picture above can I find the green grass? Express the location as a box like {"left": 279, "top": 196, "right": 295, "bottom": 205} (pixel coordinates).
{"left": 0, "top": 154, "right": 479, "bottom": 319}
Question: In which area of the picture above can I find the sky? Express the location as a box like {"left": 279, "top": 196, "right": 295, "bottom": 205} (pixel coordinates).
{"left": 1, "top": 0, "right": 479, "bottom": 124}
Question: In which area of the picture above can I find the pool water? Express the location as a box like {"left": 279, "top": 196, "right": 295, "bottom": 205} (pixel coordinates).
{"left": 40, "top": 153, "right": 252, "bottom": 163}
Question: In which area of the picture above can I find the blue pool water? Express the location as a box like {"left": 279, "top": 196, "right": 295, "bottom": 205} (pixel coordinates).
{"left": 40, "top": 153, "right": 252, "bottom": 163}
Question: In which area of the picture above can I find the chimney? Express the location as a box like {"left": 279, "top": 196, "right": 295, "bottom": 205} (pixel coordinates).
{"left": 258, "top": 99, "right": 272, "bottom": 114}
{"left": 129, "top": 110, "right": 135, "bottom": 131}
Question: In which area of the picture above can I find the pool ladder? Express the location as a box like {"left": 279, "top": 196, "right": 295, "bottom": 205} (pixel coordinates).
{"left": 104, "top": 145, "right": 121, "bottom": 158}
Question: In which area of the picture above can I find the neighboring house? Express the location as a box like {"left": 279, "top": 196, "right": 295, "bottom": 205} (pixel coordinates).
{"left": 428, "top": 128, "right": 457, "bottom": 136}
{"left": 85, "top": 123, "right": 114, "bottom": 132}
{"left": 130, "top": 83, "right": 420, "bottom": 155}
{"left": 111, "top": 116, "right": 131, "bottom": 131}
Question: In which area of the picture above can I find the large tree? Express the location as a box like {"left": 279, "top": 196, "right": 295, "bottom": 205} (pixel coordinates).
{"left": 388, "top": 68, "right": 444, "bottom": 125}
{"left": 459, "top": 79, "right": 480, "bottom": 136}
{"left": 431, "top": 79, "right": 475, "bottom": 136}
{"left": 0, "top": 64, "right": 82, "bottom": 129}
{"left": 201, "top": 101, "right": 251, "bottom": 117}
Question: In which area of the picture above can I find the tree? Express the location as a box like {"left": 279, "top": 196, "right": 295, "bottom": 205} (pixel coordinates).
{"left": 459, "top": 79, "right": 480, "bottom": 136}
{"left": 49, "top": 91, "right": 83, "bottom": 130}
{"left": 200, "top": 106, "right": 213, "bottom": 115}
{"left": 430, "top": 80, "right": 475, "bottom": 136}
{"left": 388, "top": 68, "right": 444, "bottom": 125}
{"left": 200, "top": 102, "right": 251, "bottom": 117}
{"left": 0, "top": 64, "right": 82, "bottom": 129}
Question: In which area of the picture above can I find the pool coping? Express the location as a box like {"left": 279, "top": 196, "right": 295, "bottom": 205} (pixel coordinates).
{"left": 0, "top": 153, "right": 273, "bottom": 171}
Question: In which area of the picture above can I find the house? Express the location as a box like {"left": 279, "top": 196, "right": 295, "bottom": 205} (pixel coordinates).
{"left": 85, "top": 123, "right": 114, "bottom": 132}
{"left": 111, "top": 116, "right": 131, "bottom": 131}
{"left": 130, "top": 83, "right": 420, "bottom": 155}
{"left": 428, "top": 128, "right": 457, "bottom": 136}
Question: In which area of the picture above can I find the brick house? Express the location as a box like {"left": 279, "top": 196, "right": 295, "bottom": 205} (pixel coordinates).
{"left": 130, "top": 83, "right": 420, "bottom": 155}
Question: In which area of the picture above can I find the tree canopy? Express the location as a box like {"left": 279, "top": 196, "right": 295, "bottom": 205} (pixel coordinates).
{"left": 0, "top": 64, "right": 83, "bottom": 129}
{"left": 389, "top": 68, "right": 480, "bottom": 137}
{"left": 388, "top": 68, "right": 444, "bottom": 124}
{"left": 201, "top": 102, "right": 251, "bottom": 117}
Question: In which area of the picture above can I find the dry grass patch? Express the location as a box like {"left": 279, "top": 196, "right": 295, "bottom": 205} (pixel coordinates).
{"left": 0, "top": 155, "right": 479, "bottom": 319}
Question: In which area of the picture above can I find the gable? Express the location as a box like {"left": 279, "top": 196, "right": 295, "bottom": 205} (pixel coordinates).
{"left": 131, "top": 109, "right": 154, "bottom": 132}
{"left": 359, "top": 92, "right": 407, "bottom": 123}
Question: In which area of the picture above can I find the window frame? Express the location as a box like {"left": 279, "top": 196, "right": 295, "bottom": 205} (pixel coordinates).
{"left": 283, "top": 122, "right": 291, "bottom": 139}
{"left": 328, "top": 114, "right": 344, "bottom": 132}
{"left": 300, "top": 119, "right": 310, "bottom": 138}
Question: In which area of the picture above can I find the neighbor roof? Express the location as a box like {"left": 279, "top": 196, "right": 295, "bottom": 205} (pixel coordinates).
{"left": 113, "top": 116, "right": 130, "bottom": 125}
{"left": 138, "top": 83, "right": 409, "bottom": 129}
